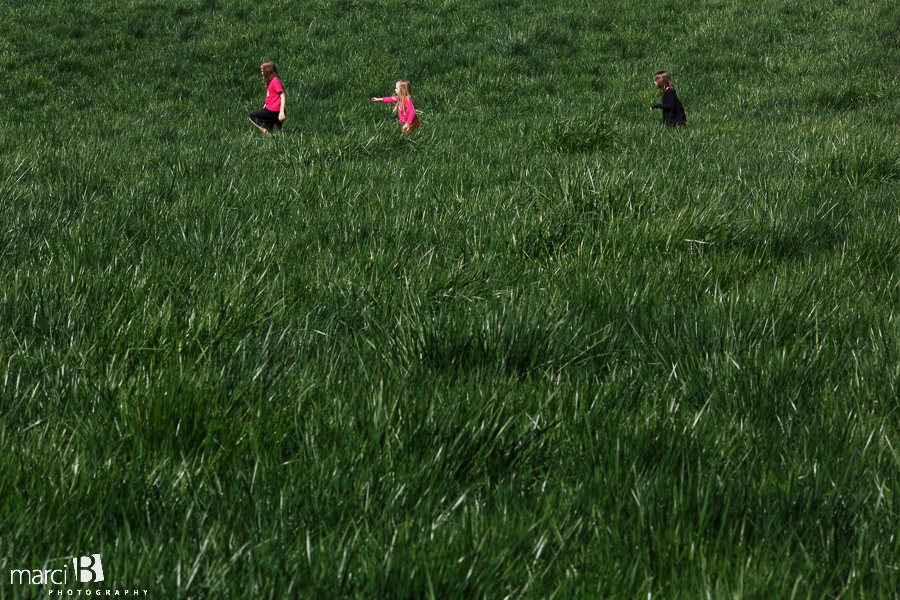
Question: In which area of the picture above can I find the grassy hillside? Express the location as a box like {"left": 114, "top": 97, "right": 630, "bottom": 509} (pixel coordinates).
{"left": 2, "top": 0, "right": 900, "bottom": 597}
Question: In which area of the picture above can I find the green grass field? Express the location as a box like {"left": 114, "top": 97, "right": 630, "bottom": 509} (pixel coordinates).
{"left": 2, "top": 0, "right": 900, "bottom": 597}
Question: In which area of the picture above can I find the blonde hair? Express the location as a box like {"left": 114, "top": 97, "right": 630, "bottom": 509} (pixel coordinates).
{"left": 261, "top": 60, "right": 280, "bottom": 85}
{"left": 654, "top": 71, "right": 674, "bottom": 91}
{"left": 395, "top": 80, "right": 412, "bottom": 114}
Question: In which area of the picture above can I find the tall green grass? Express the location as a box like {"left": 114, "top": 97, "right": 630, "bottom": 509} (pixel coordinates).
{"left": 2, "top": 0, "right": 900, "bottom": 597}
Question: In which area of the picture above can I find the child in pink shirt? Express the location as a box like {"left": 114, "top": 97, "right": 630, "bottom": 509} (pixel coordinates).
{"left": 249, "top": 60, "right": 286, "bottom": 135}
{"left": 371, "top": 80, "right": 418, "bottom": 133}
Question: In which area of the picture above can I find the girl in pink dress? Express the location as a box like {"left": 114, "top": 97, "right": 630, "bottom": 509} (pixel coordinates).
{"left": 371, "top": 80, "right": 418, "bottom": 133}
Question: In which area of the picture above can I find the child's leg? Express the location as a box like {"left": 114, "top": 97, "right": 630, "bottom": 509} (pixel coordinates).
{"left": 249, "top": 109, "right": 276, "bottom": 134}
{"left": 249, "top": 117, "right": 271, "bottom": 135}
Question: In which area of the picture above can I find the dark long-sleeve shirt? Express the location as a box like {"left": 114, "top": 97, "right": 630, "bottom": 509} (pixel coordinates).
{"left": 651, "top": 88, "right": 686, "bottom": 127}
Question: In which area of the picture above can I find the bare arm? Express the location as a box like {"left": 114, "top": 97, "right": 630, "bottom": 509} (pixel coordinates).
{"left": 279, "top": 92, "right": 286, "bottom": 122}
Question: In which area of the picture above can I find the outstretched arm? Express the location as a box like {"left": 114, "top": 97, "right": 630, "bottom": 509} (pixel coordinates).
{"left": 650, "top": 89, "right": 675, "bottom": 111}
{"left": 371, "top": 96, "right": 398, "bottom": 103}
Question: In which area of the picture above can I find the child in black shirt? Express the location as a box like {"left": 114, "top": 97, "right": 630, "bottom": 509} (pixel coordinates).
{"left": 649, "top": 71, "right": 687, "bottom": 127}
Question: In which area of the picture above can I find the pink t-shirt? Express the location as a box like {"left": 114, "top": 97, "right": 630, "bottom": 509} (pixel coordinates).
{"left": 265, "top": 78, "right": 284, "bottom": 111}
{"left": 379, "top": 96, "right": 416, "bottom": 124}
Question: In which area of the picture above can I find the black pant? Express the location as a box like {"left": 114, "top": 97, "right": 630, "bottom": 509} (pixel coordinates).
{"left": 249, "top": 108, "right": 282, "bottom": 131}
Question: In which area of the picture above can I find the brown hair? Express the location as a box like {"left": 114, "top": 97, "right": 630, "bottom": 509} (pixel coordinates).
{"left": 261, "top": 60, "right": 280, "bottom": 85}
{"left": 654, "top": 71, "right": 674, "bottom": 91}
